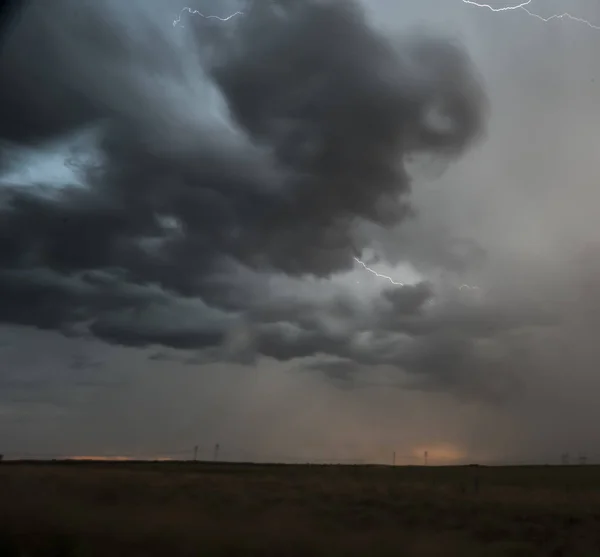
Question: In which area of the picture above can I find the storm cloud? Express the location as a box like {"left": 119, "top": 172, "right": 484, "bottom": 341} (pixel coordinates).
{"left": 0, "top": 0, "right": 496, "bottom": 397}
{"left": 3, "top": 0, "right": 600, "bottom": 466}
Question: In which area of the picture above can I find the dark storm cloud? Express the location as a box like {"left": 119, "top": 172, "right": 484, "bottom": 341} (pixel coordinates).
{"left": 198, "top": 262, "right": 554, "bottom": 399}
{"left": 0, "top": 0, "right": 490, "bottom": 395}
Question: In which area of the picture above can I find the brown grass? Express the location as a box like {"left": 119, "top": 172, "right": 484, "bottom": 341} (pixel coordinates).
{"left": 1, "top": 461, "right": 600, "bottom": 556}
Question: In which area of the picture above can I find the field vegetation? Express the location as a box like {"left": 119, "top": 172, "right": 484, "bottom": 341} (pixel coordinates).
{"left": 1, "top": 461, "right": 600, "bottom": 556}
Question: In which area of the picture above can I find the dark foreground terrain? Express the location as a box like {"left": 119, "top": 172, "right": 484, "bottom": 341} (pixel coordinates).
{"left": 2, "top": 461, "right": 600, "bottom": 556}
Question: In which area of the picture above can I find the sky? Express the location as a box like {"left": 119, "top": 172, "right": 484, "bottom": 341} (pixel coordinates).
{"left": 1, "top": 0, "right": 600, "bottom": 465}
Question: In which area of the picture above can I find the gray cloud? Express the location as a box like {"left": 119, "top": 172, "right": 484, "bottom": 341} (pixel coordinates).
{"left": 3, "top": 0, "right": 600, "bottom": 465}
{"left": 0, "top": 0, "right": 493, "bottom": 399}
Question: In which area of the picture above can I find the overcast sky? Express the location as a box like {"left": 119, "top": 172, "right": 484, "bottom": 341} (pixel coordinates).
{"left": 1, "top": 0, "right": 600, "bottom": 465}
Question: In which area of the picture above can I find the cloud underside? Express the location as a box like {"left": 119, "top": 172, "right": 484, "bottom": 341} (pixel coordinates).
{"left": 0, "top": 0, "right": 549, "bottom": 400}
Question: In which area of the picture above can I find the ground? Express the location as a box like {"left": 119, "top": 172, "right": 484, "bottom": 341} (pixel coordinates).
{"left": 1, "top": 461, "right": 600, "bottom": 556}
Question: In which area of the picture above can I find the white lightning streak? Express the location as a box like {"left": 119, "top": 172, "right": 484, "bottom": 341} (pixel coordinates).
{"left": 353, "top": 257, "right": 405, "bottom": 286}
{"left": 459, "top": 284, "right": 480, "bottom": 291}
{"left": 353, "top": 257, "right": 483, "bottom": 293}
{"left": 173, "top": 7, "right": 244, "bottom": 27}
{"left": 462, "top": 1, "right": 600, "bottom": 30}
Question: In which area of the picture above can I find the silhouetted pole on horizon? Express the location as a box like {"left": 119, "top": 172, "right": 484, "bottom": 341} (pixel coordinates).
{"left": 424, "top": 451, "right": 428, "bottom": 466}
{"left": 194, "top": 445, "right": 198, "bottom": 462}
{"left": 214, "top": 443, "right": 220, "bottom": 462}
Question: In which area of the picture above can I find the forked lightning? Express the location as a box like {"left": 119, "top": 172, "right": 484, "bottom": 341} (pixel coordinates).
{"left": 462, "top": 0, "right": 600, "bottom": 30}
{"left": 173, "top": 6, "right": 244, "bottom": 27}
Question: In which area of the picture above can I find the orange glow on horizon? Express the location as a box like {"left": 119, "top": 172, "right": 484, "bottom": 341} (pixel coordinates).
{"left": 66, "top": 456, "right": 175, "bottom": 462}
{"left": 412, "top": 443, "right": 466, "bottom": 464}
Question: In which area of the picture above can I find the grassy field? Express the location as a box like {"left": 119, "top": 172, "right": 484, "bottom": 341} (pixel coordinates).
{"left": 2, "top": 461, "right": 600, "bottom": 556}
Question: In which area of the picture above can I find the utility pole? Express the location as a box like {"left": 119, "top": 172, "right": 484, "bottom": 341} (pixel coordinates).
{"left": 214, "top": 443, "right": 220, "bottom": 462}
{"left": 424, "top": 450, "right": 428, "bottom": 466}
{"left": 193, "top": 445, "right": 198, "bottom": 462}
{"left": 392, "top": 451, "right": 396, "bottom": 466}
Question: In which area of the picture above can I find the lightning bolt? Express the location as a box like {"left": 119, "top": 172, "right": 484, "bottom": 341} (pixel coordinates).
{"left": 461, "top": 1, "right": 600, "bottom": 30}
{"left": 459, "top": 284, "right": 480, "bottom": 291}
{"left": 173, "top": 7, "right": 244, "bottom": 27}
{"left": 354, "top": 257, "right": 483, "bottom": 294}
{"left": 353, "top": 257, "right": 405, "bottom": 286}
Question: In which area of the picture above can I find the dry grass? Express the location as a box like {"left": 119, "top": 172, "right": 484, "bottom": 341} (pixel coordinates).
{"left": 1, "top": 461, "right": 600, "bottom": 556}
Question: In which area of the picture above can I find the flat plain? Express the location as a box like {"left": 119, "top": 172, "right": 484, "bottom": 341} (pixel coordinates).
{"left": 2, "top": 460, "right": 600, "bottom": 556}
